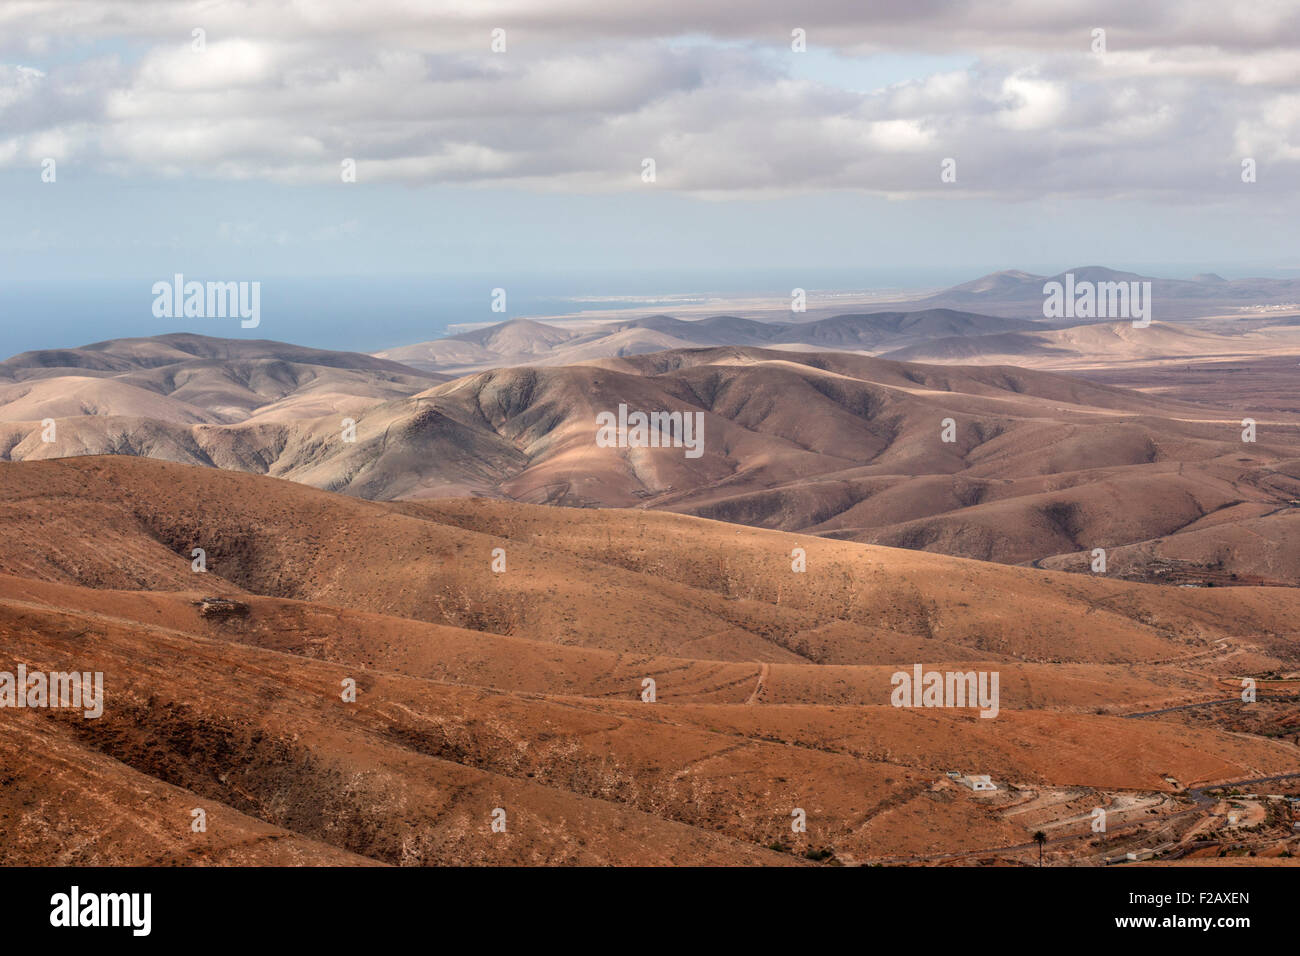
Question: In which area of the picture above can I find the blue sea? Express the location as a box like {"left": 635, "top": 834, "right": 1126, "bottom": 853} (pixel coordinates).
{"left": 0, "top": 267, "right": 969, "bottom": 357}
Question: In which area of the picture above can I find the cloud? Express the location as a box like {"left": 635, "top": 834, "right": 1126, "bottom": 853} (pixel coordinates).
{"left": 4, "top": 1, "right": 1298, "bottom": 54}
{"left": 996, "top": 72, "right": 1068, "bottom": 131}
{"left": 0, "top": 1, "right": 1296, "bottom": 200}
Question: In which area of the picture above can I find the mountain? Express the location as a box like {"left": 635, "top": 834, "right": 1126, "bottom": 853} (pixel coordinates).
{"left": 7, "top": 338, "right": 1299, "bottom": 583}
{"left": 2, "top": 456, "right": 1296, "bottom": 865}
{"left": 885, "top": 266, "right": 1300, "bottom": 320}
{"left": 776, "top": 309, "right": 1036, "bottom": 348}
{"left": 373, "top": 266, "right": 1300, "bottom": 377}
{"left": 0, "top": 333, "right": 443, "bottom": 425}
{"left": 880, "top": 320, "right": 1255, "bottom": 365}
{"left": 374, "top": 309, "right": 1040, "bottom": 375}
{"left": 448, "top": 317, "right": 576, "bottom": 351}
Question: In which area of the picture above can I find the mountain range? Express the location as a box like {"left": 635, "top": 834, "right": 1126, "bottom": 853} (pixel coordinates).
{"left": 374, "top": 266, "right": 1300, "bottom": 376}
{"left": 4, "top": 264, "right": 1300, "bottom": 867}
{"left": 874, "top": 266, "right": 1300, "bottom": 320}
{"left": 4, "top": 332, "right": 1299, "bottom": 585}
{"left": 375, "top": 308, "right": 1041, "bottom": 375}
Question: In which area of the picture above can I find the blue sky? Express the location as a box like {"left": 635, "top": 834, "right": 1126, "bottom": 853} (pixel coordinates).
{"left": 3, "top": 172, "right": 1293, "bottom": 282}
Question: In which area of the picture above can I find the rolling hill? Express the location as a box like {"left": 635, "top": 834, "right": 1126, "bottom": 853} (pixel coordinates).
{"left": 0, "top": 333, "right": 443, "bottom": 425}
{"left": 375, "top": 309, "right": 1040, "bottom": 375}
{"left": 1, "top": 457, "right": 1296, "bottom": 866}
{"left": 4, "top": 338, "right": 1300, "bottom": 584}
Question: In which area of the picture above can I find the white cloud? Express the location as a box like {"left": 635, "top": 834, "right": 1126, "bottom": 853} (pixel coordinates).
{"left": 997, "top": 73, "right": 1068, "bottom": 131}
{"left": 0, "top": 1, "right": 1295, "bottom": 199}
{"left": 0, "top": 64, "right": 44, "bottom": 110}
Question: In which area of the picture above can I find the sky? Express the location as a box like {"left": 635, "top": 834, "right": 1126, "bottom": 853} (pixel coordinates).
{"left": 0, "top": 1, "right": 1297, "bottom": 351}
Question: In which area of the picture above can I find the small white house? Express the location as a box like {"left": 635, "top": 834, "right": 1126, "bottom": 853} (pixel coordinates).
{"left": 960, "top": 774, "right": 997, "bottom": 792}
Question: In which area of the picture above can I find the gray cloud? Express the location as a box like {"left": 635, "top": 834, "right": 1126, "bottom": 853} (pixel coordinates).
{"left": 0, "top": 1, "right": 1297, "bottom": 200}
